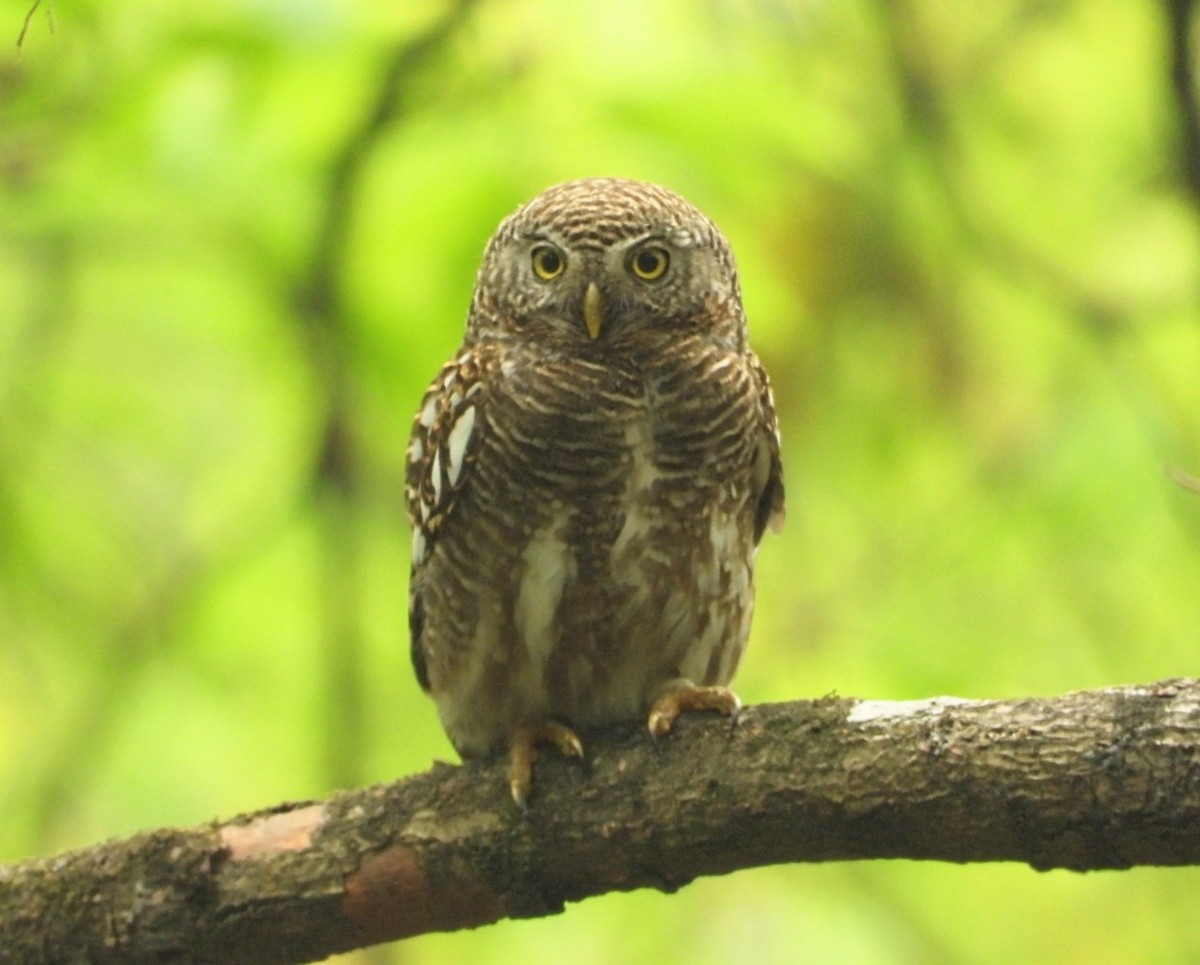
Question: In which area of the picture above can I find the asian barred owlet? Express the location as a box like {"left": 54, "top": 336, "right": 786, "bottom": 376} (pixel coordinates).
{"left": 406, "top": 177, "right": 784, "bottom": 805}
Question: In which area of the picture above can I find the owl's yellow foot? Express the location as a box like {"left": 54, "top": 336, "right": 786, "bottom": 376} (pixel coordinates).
{"left": 507, "top": 720, "right": 585, "bottom": 808}
{"left": 647, "top": 682, "right": 741, "bottom": 740}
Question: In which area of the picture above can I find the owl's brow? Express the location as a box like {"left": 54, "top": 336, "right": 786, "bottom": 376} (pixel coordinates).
{"left": 545, "top": 214, "right": 655, "bottom": 247}
{"left": 521, "top": 228, "right": 680, "bottom": 254}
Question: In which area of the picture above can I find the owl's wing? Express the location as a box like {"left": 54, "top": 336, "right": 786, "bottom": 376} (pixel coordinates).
{"left": 405, "top": 347, "right": 488, "bottom": 691}
{"left": 749, "top": 353, "right": 786, "bottom": 544}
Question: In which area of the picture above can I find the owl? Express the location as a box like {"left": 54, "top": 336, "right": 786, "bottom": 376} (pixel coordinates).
{"left": 405, "top": 177, "right": 784, "bottom": 805}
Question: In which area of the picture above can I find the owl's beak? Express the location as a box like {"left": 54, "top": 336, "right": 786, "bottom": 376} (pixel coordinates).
{"left": 583, "top": 282, "right": 604, "bottom": 340}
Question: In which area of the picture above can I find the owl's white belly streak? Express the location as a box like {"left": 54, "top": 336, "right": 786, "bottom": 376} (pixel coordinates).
{"left": 514, "top": 512, "right": 572, "bottom": 683}
{"left": 609, "top": 419, "right": 659, "bottom": 561}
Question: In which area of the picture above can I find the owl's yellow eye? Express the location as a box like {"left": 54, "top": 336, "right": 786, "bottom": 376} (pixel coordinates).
{"left": 629, "top": 246, "right": 670, "bottom": 281}
{"left": 531, "top": 244, "right": 566, "bottom": 280}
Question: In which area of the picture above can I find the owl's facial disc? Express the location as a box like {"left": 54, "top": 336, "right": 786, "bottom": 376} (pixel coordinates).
{"left": 583, "top": 282, "right": 603, "bottom": 340}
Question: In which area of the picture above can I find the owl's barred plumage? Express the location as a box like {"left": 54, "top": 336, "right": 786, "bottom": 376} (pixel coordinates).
{"left": 405, "top": 178, "right": 784, "bottom": 803}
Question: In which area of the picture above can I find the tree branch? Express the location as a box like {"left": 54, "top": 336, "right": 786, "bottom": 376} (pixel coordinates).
{"left": 1164, "top": 0, "right": 1200, "bottom": 207}
{"left": 1168, "top": 463, "right": 1200, "bottom": 494}
{"left": 16, "top": 0, "right": 46, "bottom": 49}
{"left": 4, "top": 679, "right": 1200, "bottom": 964}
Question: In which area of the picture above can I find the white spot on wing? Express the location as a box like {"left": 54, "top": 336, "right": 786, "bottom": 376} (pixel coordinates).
{"left": 419, "top": 396, "right": 438, "bottom": 428}
{"left": 430, "top": 449, "right": 443, "bottom": 504}
{"left": 446, "top": 405, "right": 476, "bottom": 487}
{"left": 411, "top": 527, "right": 427, "bottom": 565}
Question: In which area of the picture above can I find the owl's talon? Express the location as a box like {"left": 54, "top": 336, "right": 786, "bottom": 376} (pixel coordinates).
{"left": 647, "top": 684, "right": 742, "bottom": 740}
{"left": 647, "top": 709, "right": 672, "bottom": 742}
{"left": 507, "top": 720, "right": 585, "bottom": 807}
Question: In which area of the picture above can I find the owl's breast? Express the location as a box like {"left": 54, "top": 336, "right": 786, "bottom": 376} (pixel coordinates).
{"left": 492, "top": 350, "right": 646, "bottom": 499}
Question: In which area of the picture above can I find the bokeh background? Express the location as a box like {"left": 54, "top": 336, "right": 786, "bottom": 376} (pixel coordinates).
{"left": 3, "top": 1, "right": 1200, "bottom": 962}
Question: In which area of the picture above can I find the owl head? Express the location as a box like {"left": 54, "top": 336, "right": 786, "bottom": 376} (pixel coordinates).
{"left": 466, "top": 178, "right": 746, "bottom": 351}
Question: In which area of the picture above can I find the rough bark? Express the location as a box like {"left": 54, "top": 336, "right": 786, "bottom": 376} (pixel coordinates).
{"left": 3, "top": 679, "right": 1200, "bottom": 964}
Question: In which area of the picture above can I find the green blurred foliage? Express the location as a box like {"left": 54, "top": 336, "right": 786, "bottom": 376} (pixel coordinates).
{"left": 2, "top": 0, "right": 1199, "bottom": 962}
